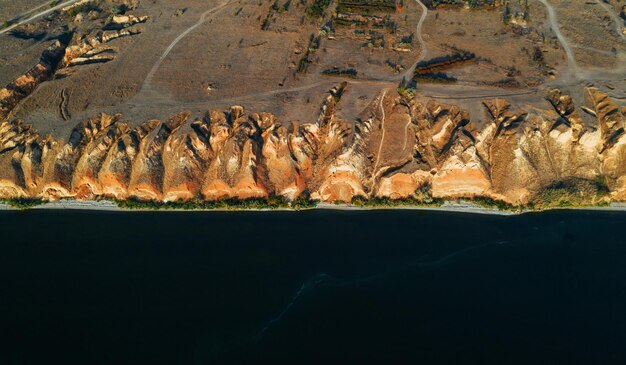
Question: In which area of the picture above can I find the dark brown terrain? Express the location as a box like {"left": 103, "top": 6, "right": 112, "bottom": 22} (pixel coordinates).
{"left": 0, "top": 0, "right": 625, "bottom": 208}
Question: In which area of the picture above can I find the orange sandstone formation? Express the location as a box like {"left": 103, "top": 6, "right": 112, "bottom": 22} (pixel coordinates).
{"left": 1, "top": 68, "right": 625, "bottom": 206}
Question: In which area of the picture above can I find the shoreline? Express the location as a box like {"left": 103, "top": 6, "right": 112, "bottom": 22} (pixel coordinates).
{"left": 2, "top": 199, "right": 626, "bottom": 215}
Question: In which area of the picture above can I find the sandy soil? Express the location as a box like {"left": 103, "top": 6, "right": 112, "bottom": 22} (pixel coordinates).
{"left": 0, "top": 0, "right": 623, "bottom": 174}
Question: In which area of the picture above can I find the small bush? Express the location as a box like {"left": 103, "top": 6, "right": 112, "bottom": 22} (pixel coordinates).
{"left": 305, "top": 0, "right": 330, "bottom": 20}
{"left": 530, "top": 178, "right": 611, "bottom": 209}
{"left": 67, "top": 3, "right": 99, "bottom": 17}
{"left": 110, "top": 5, "right": 128, "bottom": 15}
{"left": 112, "top": 194, "right": 318, "bottom": 211}
{"left": 470, "top": 196, "right": 515, "bottom": 211}
{"left": 351, "top": 193, "right": 444, "bottom": 208}
{"left": 397, "top": 87, "right": 416, "bottom": 100}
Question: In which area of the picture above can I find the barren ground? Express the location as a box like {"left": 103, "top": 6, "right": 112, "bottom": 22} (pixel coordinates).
{"left": 1, "top": 0, "right": 624, "bottom": 140}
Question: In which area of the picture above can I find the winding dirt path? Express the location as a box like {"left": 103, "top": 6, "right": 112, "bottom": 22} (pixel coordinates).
{"left": 573, "top": 45, "right": 618, "bottom": 57}
{"left": 0, "top": 0, "right": 82, "bottom": 36}
{"left": 422, "top": 89, "right": 538, "bottom": 100}
{"left": 139, "top": 0, "right": 232, "bottom": 95}
{"left": 12, "top": 1, "right": 58, "bottom": 19}
{"left": 401, "top": 120, "right": 412, "bottom": 151}
{"left": 371, "top": 90, "right": 388, "bottom": 190}
{"left": 536, "top": 0, "right": 579, "bottom": 77}
{"left": 131, "top": 0, "right": 539, "bottom": 111}
{"left": 594, "top": 0, "right": 626, "bottom": 43}
{"left": 399, "top": 0, "right": 429, "bottom": 82}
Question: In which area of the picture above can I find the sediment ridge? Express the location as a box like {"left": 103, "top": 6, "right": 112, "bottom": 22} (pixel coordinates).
{"left": 2, "top": 67, "right": 626, "bottom": 209}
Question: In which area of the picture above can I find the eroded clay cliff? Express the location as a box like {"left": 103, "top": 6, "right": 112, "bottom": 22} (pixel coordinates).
{"left": 1, "top": 76, "right": 625, "bottom": 206}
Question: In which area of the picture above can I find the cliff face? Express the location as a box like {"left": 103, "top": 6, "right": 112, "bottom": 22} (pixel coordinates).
{"left": 1, "top": 75, "right": 625, "bottom": 205}
{"left": 0, "top": 41, "right": 67, "bottom": 121}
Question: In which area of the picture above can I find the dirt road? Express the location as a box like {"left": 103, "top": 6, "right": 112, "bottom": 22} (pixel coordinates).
{"left": 400, "top": 0, "right": 429, "bottom": 82}
{"left": 0, "top": 0, "right": 82, "bottom": 36}
{"left": 536, "top": 0, "right": 579, "bottom": 77}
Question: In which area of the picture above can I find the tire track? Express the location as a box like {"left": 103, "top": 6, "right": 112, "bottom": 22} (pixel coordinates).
{"left": 422, "top": 89, "right": 538, "bottom": 100}
{"left": 399, "top": 0, "right": 428, "bottom": 82}
{"left": 139, "top": 0, "right": 232, "bottom": 96}
{"left": 594, "top": 0, "right": 626, "bottom": 43}
{"left": 536, "top": 0, "right": 579, "bottom": 78}
{"left": 402, "top": 119, "right": 412, "bottom": 151}
{"left": 371, "top": 90, "right": 388, "bottom": 191}
{"left": 59, "top": 88, "right": 70, "bottom": 121}
{"left": 0, "top": 0, "right": 82, "bottom": 36}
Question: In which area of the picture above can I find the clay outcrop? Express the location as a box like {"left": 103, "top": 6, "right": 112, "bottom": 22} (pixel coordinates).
{"left": 1, "top": 81, "right": 626, "bottom": 207}
{"left": 0, "top": 41, "right": 67, "bottom": 121}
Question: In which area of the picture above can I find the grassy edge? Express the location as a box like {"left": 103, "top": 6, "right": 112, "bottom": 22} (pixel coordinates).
{"left": 0, "top": 198, "right": 47, "bottom": 209}
{"left": 350, "top": 195, "right": 445, "bottom": 208}
{"left": 104, "top": 195, "right": 318, "bottom": 211}
{"left": 0, "top": 191, "right": 614, "bottom": 213}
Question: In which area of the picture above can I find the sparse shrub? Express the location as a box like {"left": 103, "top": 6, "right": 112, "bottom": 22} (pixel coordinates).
{"left": 530, "top": 178, "right": 611, "bottom": 209}
{"left": 112, "top": 194, "right": 319, "bottom": 211}
{"left": 67, "top": 3, "right": 99, "bottom": 17}
{"left": 351, "top": 187, "right": 444, "bottom": 208}
{"left": 471, "top": 196, "right": 515, "bottom": 211}
{"left": 397, "top": 86, "right": 416, "bottom": 100}
{"left": 0, "top": 198, "right": 46, "bottom": 209}
{"left": 305, "top": 0, "right": 331, "bottom": 20}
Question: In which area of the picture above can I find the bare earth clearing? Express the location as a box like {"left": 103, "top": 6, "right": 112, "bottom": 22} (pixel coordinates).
{"left": 0, "top": 0, "right": 625, "bottom": 209}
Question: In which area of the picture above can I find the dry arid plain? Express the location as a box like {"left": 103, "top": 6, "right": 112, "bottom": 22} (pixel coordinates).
{"left": 0, "top": 0, "right": 625, "bottom": 209}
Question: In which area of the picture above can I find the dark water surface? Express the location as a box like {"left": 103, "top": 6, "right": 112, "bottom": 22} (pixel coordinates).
{"left": 1, "top": 209, "right": 626, "bottom": 364}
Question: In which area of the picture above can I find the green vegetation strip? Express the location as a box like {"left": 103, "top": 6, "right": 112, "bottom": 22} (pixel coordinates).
{"left": 0, "top": 198, "right": 47, "bottom": 209}
{"left": 0, "top": 177, "right": 614, "bottom": 211}
{"left": 109, "top": 194, "right": 316, "bottom": 211}
{"left": 527, "top": 177, "right": 610, "bottom": 209}
{"left": 306, "top": 0, "right": 331, "bottom": 20}
{"left": 351, "top": 195, "right": 444, "bottom": 208}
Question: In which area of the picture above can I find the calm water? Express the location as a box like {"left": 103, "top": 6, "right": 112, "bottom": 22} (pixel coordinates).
{"left": 1, "top": 209, "right": 626, "bottom": 364}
